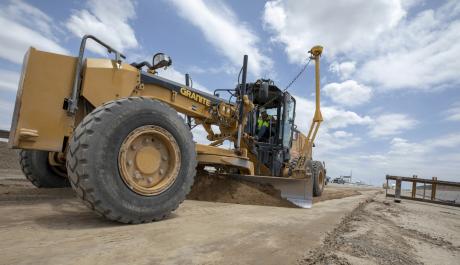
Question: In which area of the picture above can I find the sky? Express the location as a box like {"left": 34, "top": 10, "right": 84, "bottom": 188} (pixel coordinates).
{"left": 0, "top": 0, "right": 459, "bottom": 185}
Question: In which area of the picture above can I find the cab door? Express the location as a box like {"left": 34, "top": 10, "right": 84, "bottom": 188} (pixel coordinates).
{"left": 282, "top": 93, "right": 296, "bottom": 149}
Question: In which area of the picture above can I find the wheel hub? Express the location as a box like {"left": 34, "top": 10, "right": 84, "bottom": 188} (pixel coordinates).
{"left": 48, "top": 152, "right": 67, "bottom": 178}
{"left": 118, "top": 125, "right": 181, "bottom": 196}
{"left": 135, "top": 146, "right": 161, "bottom": 174}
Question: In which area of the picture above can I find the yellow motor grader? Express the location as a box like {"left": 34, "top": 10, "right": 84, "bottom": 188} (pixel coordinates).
{"left": 9, "top": 35, "right": 326, "bottom": 223}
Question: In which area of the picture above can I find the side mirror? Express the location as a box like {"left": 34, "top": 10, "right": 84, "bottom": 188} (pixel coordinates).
{"left": 152, "top": 53, "right": 172, "bottom": 70}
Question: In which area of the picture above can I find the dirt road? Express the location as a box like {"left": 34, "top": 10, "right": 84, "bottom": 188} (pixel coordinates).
{"left": 301, "top": 193, "right": 460, "bottom": 265}
{"left": 1, "top": 140, "right": 459, "bottom": 264}
{"left": 1, "top": 174, "right": 459, "bottom": 265}
{"left": 0, "top": 171, "right": 377, "bottom": 265}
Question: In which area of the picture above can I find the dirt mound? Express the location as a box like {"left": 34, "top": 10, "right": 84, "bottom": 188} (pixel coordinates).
{"left": 187, "top": 173, "right": 296, "bottom": 208}
{"left": 0, "top": 142, "right": 20, "bottom": 170}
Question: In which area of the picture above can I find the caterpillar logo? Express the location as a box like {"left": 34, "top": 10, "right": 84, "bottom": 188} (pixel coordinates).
{"left": 180, "top": 87, "right": 211, "bottom": 107}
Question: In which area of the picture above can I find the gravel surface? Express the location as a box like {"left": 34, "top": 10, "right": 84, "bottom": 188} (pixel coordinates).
{"left": 0, "top": 142, "right": 20, "bottom": 170}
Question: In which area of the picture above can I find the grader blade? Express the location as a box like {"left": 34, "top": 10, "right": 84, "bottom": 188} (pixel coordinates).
{"left": 227, "top": 174, "right": 313, "bottom": 208}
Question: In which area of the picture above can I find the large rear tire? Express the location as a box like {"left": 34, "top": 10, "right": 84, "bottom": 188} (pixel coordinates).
{"left": 19, "top": 150, "right": 70, "bottom": 188}
{"left": 312, "top": 161, "right": 325, "bottom": 197}
{"left": 66, "top": 97, "right": 197, "bottom": 224}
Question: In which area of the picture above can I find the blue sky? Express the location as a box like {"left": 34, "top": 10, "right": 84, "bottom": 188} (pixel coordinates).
{"left": 0, "top": 0, "right": 459, "bottom": 185}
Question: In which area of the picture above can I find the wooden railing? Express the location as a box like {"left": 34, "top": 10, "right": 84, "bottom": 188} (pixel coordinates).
{"left": 385, "top": 175, "right": 460, "bottom": 207}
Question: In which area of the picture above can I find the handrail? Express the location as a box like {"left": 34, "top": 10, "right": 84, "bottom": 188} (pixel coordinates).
{"left": 67, "top": 35, "right": 126, "bottom": 115}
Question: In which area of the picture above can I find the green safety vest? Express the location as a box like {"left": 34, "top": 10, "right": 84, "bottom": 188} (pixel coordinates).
{"left": 257, "top": 118, "right": 269, "bottom": 128}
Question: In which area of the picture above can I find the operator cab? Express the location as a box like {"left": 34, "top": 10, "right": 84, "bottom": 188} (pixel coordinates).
{"left": 243, "top": 79, "right": 296, "bottom": 176}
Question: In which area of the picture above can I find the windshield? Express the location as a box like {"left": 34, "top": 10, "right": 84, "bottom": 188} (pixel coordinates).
{"left": 283, "top": 95, "right": 295, "bottom": 148}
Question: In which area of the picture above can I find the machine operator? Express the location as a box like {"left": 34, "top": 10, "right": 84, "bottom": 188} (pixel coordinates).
{"left": 257, "top": 108, "right": 272, "bottom": 142}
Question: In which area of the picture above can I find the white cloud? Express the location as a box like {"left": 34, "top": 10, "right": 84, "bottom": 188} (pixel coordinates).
{"left": 323, "top": 108, "right": 373, "bottom": 130}
{"left": 333, "top": 130, "right": 353, "bottom": 138}
{"left": 313, "top": 128, "right": 363, "bottom": 153}
{"left": 291, "top": 96, "right": 371, "bottom": 154}
{"left": 187, "top": 64, "right": 238, "bottom": 76}
{"left": 0, "top": 1, "right": 68, "bottom": 64}
{"left": 170, "top": 0, "right": 272, "bottom": 76}
{"left": 3, "top": 0, "right": 54, "bottom": 36}
{"left": 323, "top": 80, "right": 372, "bottom": 107}
{"left": 388, "top": 137, "right": 426, "bottom": 155}
{"left": 358, "top": 11, "right": 460, "bottom": 90}
{"left": 316, "top": 130, "right": 361, "bottom": 152}
{"left": 329, "top": 61, "right": 356, "bottom": 80}
{"left": 66, "top": 0, "right": 138, "bottom": 55}
{"left": 444, "top": 102, "right": 460, "bottom": 122}
{"left": 156, "top": 67, "right": 212, "bottom": 94}
{"left": 0, "top": 70, "right": 19, "bottom": 92}
{"left": 429, "top": 134, "right": 460, "bottom": 149}
{"left": 263, "top": 0, "right": 405, "bottom": 63}
{"left": 369, "top": 113, "right": 417, "bottom": 138}
{"left": 264, "top": 1, "right": 460, "bottom": 92}
{"left": 294, "top": 96, "right": 372, "bottom": 133}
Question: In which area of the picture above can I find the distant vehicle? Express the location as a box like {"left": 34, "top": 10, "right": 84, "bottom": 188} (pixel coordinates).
{"left": 333, "top": 177, "right": 345, "bottom": 184}
{"left": 341, "top": 175, "right": 352, "bottom": 183}
{"left": 325, "top": 176, "right": 331, "bottom": 185}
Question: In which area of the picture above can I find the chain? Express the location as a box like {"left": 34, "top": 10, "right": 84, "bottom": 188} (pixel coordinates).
{"left": 259, "top": 57, "right": 312, "bottom": 109}
{"left": 284, "top": 57, "right": 311, "bottom": 91}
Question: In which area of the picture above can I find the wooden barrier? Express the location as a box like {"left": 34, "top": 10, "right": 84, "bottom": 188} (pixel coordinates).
{"left": 386, "top": 175, "right": 460, "bottom": 207}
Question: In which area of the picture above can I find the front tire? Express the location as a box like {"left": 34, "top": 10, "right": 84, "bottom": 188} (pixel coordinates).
{"left": 66, "top": 97, "right": 196, "bottom": 224}
{"left": 20, "top": 150, "right": 70, "bottom": 188}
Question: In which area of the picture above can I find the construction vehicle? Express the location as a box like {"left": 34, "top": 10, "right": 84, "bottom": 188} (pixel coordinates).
{"left": 8, "top": 35, "right": 326, "bottom": 223}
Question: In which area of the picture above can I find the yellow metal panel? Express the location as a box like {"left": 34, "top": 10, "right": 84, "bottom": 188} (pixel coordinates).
{"left": 290, "top": 131, "right": 312, "bottom": 160}
{"left": 195, "top": 144, "right": 242, "bottom": 158}
{"left": 9, "top": 48, "right": 77, "bottom": 151}
{"left": 195, "top": 144, "right": 254, "bottom": 175}
{"left": 81, "top": 59, "right": 139, "bottom": 107}
{"left": 141, "top": 84, "right": 211, "bottom": 119}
